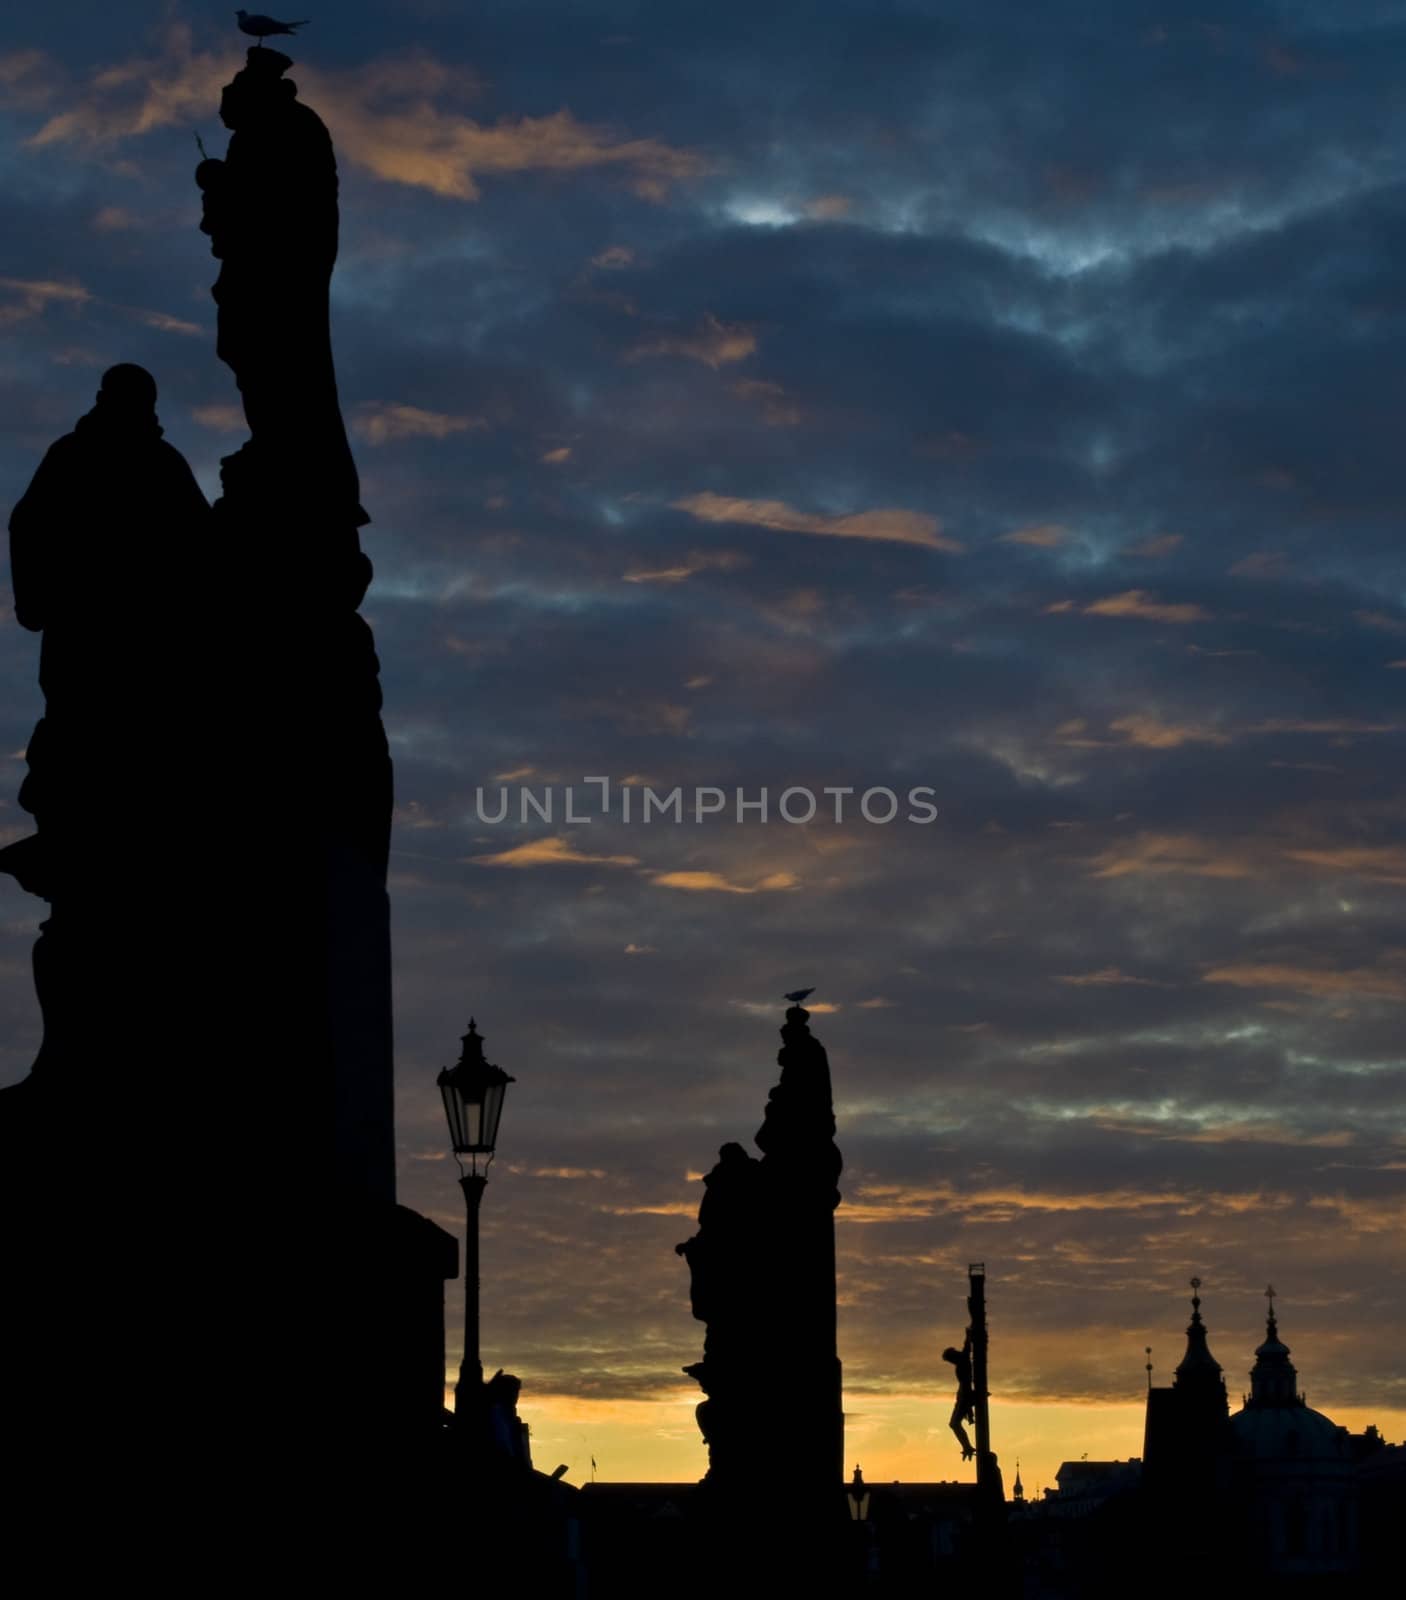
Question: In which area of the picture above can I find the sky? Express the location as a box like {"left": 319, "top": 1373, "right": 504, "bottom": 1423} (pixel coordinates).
{"left": 1, "top": 1, "right": 1404, "bottom": 1495}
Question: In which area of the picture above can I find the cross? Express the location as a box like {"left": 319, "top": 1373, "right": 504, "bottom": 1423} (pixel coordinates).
{"left": 1265, "top": 1284, "right": 1277, "bottom": 1315}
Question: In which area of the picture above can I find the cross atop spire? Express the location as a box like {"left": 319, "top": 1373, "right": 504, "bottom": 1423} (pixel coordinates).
{"left": 1248, "top": 1283, "right": 1300, "bottom": 1407}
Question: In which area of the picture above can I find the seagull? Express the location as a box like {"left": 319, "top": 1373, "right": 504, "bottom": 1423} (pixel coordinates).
{"left": 783, "top": 987, "right": 815, "bottom": 1005}
{"left": 236, "top": 10, "right": 310, "bottom": 45}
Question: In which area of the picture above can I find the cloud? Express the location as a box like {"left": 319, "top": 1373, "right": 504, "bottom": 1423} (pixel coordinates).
{"left": 470, "top": 835, "right": 640, "bottom": 869}
{"left": 1056, "top": 968, "right": 1170, "bottom": 988}
{"left": 23, "top": 27, "right": 228, "bottom": 148}
{"left": 1123, "top": 533, "right": 1184, "bottom": 558}
{"left": 0, "top": 49, "right": 55, "bottom": 111}
{"left": 191, "top": 403, "right": 246, "bottom": 432}
{"left": 730, "top": 379, "right": 803, "bottom": 427}
{"left": 1248, "top": 719, "right": 1402, "bottom": 736}
{"left": 353, "top": 403, "right": 486, "bottom": 445}
{"left": 1228, "top": 551, "right": 1288, "bottom": 578}
{"left": 672, "top": 492, "right": 959, "bottom": 550}
{"left": 805, "top": 194, "right": 853, "bottom": 220}
{"left": 1085, "top": 834, "right": 1259, "bottom": 880}
{"left": 0, "top": 276, "right": 90, "bottom": 326}
{"left": 18, "top": 30, "right": 707, "bottom": 201}
{"left": 1354, "top": 610, "right": 1406, "bottom": 635}
{"left": 1000, "top": 522, "right": 1067, "bottom": 548}
{"left": 1282, "top": 846, "right": 1406, "bottom": 886}
{"left": 1057, "top": 716, "right": 1231, "bottom": 750}
{"left": 1107, "top": 715, "right": 1232, "bottom": 749}
{"left": 623, "top": 550, "right": 748, "bottom": 584}
{"left": 134, "top": 309, "right": 201, "bottom": 336}
{"left": 627, "top": 314, "right": 757, "bottom": 368}
{"left": 591, "top": 245, "right": 636, "bottom": 270}
{"left": 1202, "top": 962, "right": 1406, "bottom": 1003}
{"left": 1083, "top": 590, "right": 1213, "bottom": 623}
{"left": 651, "top": 869, "right": 797, "bottom": 894}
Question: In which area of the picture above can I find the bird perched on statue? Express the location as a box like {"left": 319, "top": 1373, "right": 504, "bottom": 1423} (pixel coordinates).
{"left": 236, "top": 10, "right": 310, "bottom": 44}
{"left": 783, "top": 987, "right": 815, "bottom": 1004}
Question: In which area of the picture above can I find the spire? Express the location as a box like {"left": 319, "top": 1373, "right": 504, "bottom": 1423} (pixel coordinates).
{"left": 1013, "top": 1459, "right": 1024, "bottom": 1501}
{"left": 1247, "top": 1283, "right": 1301, "bottom": 1408}
{"left": 1172, "top": 1276, "right": 1229, "bottom": 1425}
{"left": 1174, "top": 1277, "right": 1223, "bottom": 1384}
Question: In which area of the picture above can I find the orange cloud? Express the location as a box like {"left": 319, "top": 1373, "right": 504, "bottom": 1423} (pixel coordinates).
{"left": 1107, "top": 714, "right": 1231, "bottom": 749}
{"left": 353, "top": 403, "right": 486, "bottom": 445}
{"left": 838, "top": 1181, "right": 1294, "bottom": 1224}
{"left": 627, "top": 314, "right": 757, "bottom": 369}
{"left": 1202, "top": 961, "right": 1406, "bottom": 1002}
{"left": 471, "top": 835, "right": 639, "bottom": 869}
{"left": 652, "top": 869, "right": 797, "bottom": 894}
{"left": 673, "top": 491, "right": 959, "bottom": 551}
{"left": 134, "top": 308, "right": 201, "bottom": 336}
{"left": 0, "top": 276, "right": 91, "bottom": 326}
{"left": 1055, "top": 715, "right": 1230, "bottom": 749}
{"left": 1083, "top": 590, "right": 1212, "bottom": 623}
{"left": 805, "top": 194, "right": 852, "bottom": 219}
{"left": 18, "top": 29, "right": 707, "bottom": 201}
{"left": 191, "top": 402, "right": 245, "bottom": 432}
{"left": 623, "top": 550, "right": 749, "bottom": 584}
{"left": 1283, "top": 846, "right": 1406, "bottom": 885}
{"left": 1085, "top": 833, "right": 1258, "bottom": 880}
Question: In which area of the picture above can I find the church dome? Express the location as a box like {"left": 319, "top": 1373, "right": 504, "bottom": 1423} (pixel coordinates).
{"left": 1230, "top": 1290, "right": 1352, "bottom": 1463}
{"left": 1230, "top": 1402, "right": 1351, "bottom": 1462}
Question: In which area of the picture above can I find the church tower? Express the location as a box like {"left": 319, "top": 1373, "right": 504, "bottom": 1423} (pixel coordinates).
{"left": 1143, "top": 1278, "right": 1231, "bottom": 1488}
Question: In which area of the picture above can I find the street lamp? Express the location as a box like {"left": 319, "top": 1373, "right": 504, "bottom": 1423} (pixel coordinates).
{"left": 437, "top": 1018, "right": 515, "bottom": 1418}
{"left": 846, "top": 1464, "right": 871, "bottom": 1522}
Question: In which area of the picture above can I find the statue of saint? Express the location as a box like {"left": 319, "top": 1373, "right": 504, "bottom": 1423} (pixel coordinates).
{"left": 8, "top": 364, "right": 209, "bottom": 839}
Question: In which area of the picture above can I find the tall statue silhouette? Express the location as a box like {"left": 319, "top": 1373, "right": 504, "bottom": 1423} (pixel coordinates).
{"left": 197, "top": 46, "right": 364, "bottom": 528}
{"left": 675, "top": 1002, "right": 847, "bottom": 1591}
{"left": 0, "top": 43, "right": 451, "bottom": 1575}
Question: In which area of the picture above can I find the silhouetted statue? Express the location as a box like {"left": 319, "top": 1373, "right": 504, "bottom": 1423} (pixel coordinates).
{"left": 944, "top": 1338, "right": 977, "bottom": 1460}
{"left": 6, "top": 364, "right": 210, "bottom": 860}
{"left": 0, "top": 41, "right": 422, "bottom": 1569}
{"left": 676, "top": 1003, "right": 847, "bottom": 1591}
{"left": 484, "top": 1369, "right": 533, "bottom": 1467}
{"left": 196, "top": 45, "right": 364, "bottom": 527}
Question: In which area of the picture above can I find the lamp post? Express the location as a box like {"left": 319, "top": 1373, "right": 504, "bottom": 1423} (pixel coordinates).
{"left": 846, "top": 1464, "right": 871, "bottom": 1522}
{"left": 437, "top": 1018, "right": 514, "bottom": 1419}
